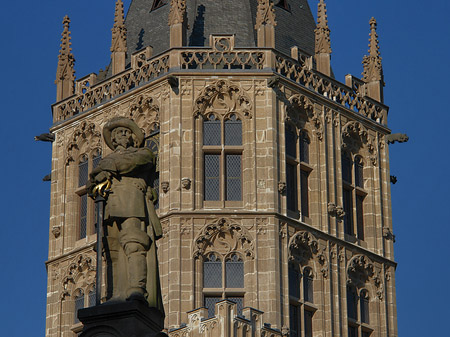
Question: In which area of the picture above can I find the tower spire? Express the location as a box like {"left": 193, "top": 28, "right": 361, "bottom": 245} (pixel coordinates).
{"left": 255, "top": 0, "right": 277, "bottom": 48}
{"left": 111, "top": 0, "right": 127, "bottom": 75}
{"left": 362, "top": 17, "right": 384, "bottom": 102}
{"left": 55, "top": 16, "right": 75, "bottom": 101}
{"left": 168, "top": 0, "right": 187, "bottom": 48}
{"left": 314, "top": 0, "right": 331, "bottom": 76}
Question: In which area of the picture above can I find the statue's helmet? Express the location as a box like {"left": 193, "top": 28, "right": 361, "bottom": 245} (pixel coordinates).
{"left": 103, "top": 117, "right": 144, "bottom": 150}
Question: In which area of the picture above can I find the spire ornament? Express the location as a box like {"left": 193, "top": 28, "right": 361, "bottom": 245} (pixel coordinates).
{"left": 55, "top": 16, "right": 75, "bottom": 101}
{"left": 315, "top": 0, "right": 331, "bottom": 54}
{"left": 168, "top": 0, "right": 186, "bottom": 26}
{"left": 168, "top": 0, "right": 187, "bottom": 47}
{"left": 255, "top": 0, "right": 277, "bottom": 30}
{"left": 361, "top": 17, "right": 384, "bottom": 102}
{"left": 255, "top": 0, "right": 277, "bottom": 48}
{"left": 111, "top": 0, "right": 127, "bottom": 75}
{"left": 111, "top": 0, "right": 127, "bottom": 53}
{"left": 362, "top": 18, "right": 383, "bottom": 83}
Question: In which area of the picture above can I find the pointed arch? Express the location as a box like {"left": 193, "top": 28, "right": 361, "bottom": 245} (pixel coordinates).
{"left": 66, "top": 121, "right": 102, "bottom": 165}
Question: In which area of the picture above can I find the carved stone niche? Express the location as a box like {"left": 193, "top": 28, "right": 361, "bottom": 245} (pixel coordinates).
{"left": 193, "top": 80, "right": 252, "bottom": 119}
{"left": 286, "top": 94, "right": 323, "bottom": 140}
{"left": 347, "top": 254, "right": 376, "bottom": 288}
{"left": 193, "top": 218, "right": 255, "bottom": 259}
{"left": 288, "top": 231, "right": 319, "bottom": 265}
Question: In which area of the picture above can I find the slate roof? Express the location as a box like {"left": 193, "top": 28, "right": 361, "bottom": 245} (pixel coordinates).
{"left": 125, "top": 0, "right": 316, "bottom": 57}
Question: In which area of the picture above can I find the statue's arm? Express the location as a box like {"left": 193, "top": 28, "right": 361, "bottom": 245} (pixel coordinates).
{"left": 113, "top": 148, "right": 155, "bottom": 175}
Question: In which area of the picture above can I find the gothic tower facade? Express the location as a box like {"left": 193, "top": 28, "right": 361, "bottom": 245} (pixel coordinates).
{"left": 45, "top": 1, "right": 398, "bottom": 336}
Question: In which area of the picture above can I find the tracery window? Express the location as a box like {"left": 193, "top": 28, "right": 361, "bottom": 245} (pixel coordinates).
{"left": 289, "top": 265, "right": 316, "bottom": 337}
{"left": 203, "top": 252, "right": 244, "bottom": 317}
{"left": 203, "top": 114, "right": 243, "bottom": 205}
{"left": 73, "top": 289, "right": 85, "bottom": 324}
{"left": 285, "top": 125, "right": 311, "bottom": 219}
{"left": 342, "top": 153, "right": 366, "bottom": 240}
{"left": 347, "top": 286, "right": 372, "bottom": 337}
{"left": 76, "top": 149, "right": 102, "bottom": 240}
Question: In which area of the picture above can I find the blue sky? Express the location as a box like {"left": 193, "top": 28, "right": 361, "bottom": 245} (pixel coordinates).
{"left": 0, "top": 1, "right": 448, "bottom": 336}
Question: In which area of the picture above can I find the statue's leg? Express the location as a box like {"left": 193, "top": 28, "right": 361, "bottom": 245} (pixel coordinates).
{"left": 119, "top": 217, "right": 151, "bottom": 300}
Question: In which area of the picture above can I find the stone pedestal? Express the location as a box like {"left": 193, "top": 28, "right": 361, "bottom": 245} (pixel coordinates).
{"left": 78, "top": 300, "right": 166, "bottom": 337}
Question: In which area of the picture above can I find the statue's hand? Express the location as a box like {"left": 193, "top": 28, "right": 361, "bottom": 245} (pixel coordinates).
{"left": 87, "top": 171, "right": 112, "bottom": 197}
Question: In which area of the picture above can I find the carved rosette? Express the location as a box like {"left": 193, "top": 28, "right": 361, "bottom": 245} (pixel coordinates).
{"left": 66, "top": 121, "right": 102, "bottom": 164}
{"left": 286, "top": 94, "right": 323, "bottom": 141}
{"left": 193, "top": 80, "right": 252, "bottom": 119}
{"left": 193, "top": 218, "right": 255, "bottom": 259}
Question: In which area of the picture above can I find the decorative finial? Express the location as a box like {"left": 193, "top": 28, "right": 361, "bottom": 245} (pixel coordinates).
{"left": 111, "top": 0, "right": 127, "bottom": 53}
{"left": 55, "top": 15, "right": 75, "bottom": 101}
{"left": 255, "top": 0, "right": 277, "bottom": 30}
{"left": 168, "top": 0, "right": 186, "bottom": 26}
{"left": 362, "top": 17, "right": 383, "bottom": 82}
{"left": 315, "top": 0, "right": 331, "bottom": 54}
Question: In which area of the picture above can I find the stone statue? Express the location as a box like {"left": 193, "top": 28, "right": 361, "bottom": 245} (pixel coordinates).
{"left": 88, "top": 117, "right": 163, "bottom": 314}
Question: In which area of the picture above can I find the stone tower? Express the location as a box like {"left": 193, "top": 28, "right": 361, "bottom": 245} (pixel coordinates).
{"left": 45, "top": 1, "right": 398, "bottom": 336}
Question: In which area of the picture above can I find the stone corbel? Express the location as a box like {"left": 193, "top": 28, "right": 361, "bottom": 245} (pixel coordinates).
{"left": 161, "top": 181, "right": 170, "bottom": 193}
{"left": 278, "top": 181, "right": 286, "bottom": 194}
{"left": 328, "top": 203, "right": 345, "bottom": 221}
{"left": 52, "top": 226, "right": 61, "bottom": 238}
{"left": 181, "top": 178, "right": 191, "bottom": 190}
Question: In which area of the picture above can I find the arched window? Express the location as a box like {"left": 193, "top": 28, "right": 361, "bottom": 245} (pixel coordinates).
{"left": 203, "top": 252, "right": 244, "bottom": 318}
{"left": 285, "top": 125, "right": 312, "bottom": 219}
{"left": 145, "top": 127, "right": 160, "bottom": 210}
{"left": 347, "top": 287, "right": 372, "bottom": 337}
{"left": 76, "top": 149, "right": 102, "bottom": 240}
{"left": 342, "top": 153, "right": 367, "bottom": 241}
{"left": 73, "top": 289, "right": 85, "bottom": 324}
{"left": 203, "top": 114, "right": 243, "bottom": 204}
{"left": 289, "top": 265, "right": 316, "bottom": 337}
{"left": 88, "top": 285, "right": 96, "bottom": 307}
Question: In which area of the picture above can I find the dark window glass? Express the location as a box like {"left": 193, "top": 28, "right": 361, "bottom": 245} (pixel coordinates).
{"left": 145, "top": 132, "right": 160, "bottom": 209}
{"left": 151, "top": 0, "right": 167, "bottom": 11}
{"left": 88, "top": 286, "right": 96, "bottom": 307}
{"left": 304, "top": 310, "right": 313, "bottom": 337}
{"left": 343, "top": 188, "right": 353, "bottom": 235}
{"left": 204, "top": 296, "right": 222, "bottom": 318}
{"left": 153, "top": 174, "right": 160, "bottom": 210}
{"left": 342, "top": 153, "right": 352, "bottom": 184}
{"left": 224, "top": 115, "right": 242, "bottom": 146}
{"left": 299, "top": 131, "right": 310, "bottom": 163}
{"left": 79, "top": 194, "right": 88, "bottom": 239}
{"left": 74, "top": 290, "right": 85, "bottom": 323}
{"left": 347, "top": 286, "right": 358, "bottom": 320}
{"left": 289, "top": 305, "right": 300, "bottom": 337}
{"left": 356, "top": 195, "right": 364, "bottom": 240}
{"left": 226, "top": 154, "right": 242, "bottom": 201}
{"left": 203, "top": 253, "right": 222, "bottom": 288}
{"left": 300, "top": 170, "right": 309, "bottom": 217}
{"left": 204, "top": 154, "right": 220, "bottom": 200}
{"left": 203, "top": 115, "right": 221, "bottom": 146}
{"left": 355, "top": 157, "right": 364, "bottom": 188}
{"left": 285, "top": 126, "right": 297, "bottom": 158}
{"left": 78, "top": 157, "right": 89, "bottom": 187}
{"left": 226, "top": 254, "right": 244, "bottom": 288}
{"left": 228, "top": 296, "right": 244, "bottom": 316}
{"left": 303, "top": 269, "right": 313, "bottom": 303}
{"left": 362, "top": 331, "right": 372, "bottom": 337}
{"left": 286, "top": 163, "right": 298, "bottom": 212}
{"left": 288, "top": 266, "right": 300, "bottom": 298}
{"left": 92, "top": 153, "right": 102, "bottom": 170}
{"left": 360, "top": 291, "right": 370, "bottom": 324}
{"left": 348, "top": 325, "right": 358, "bottom": 337}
